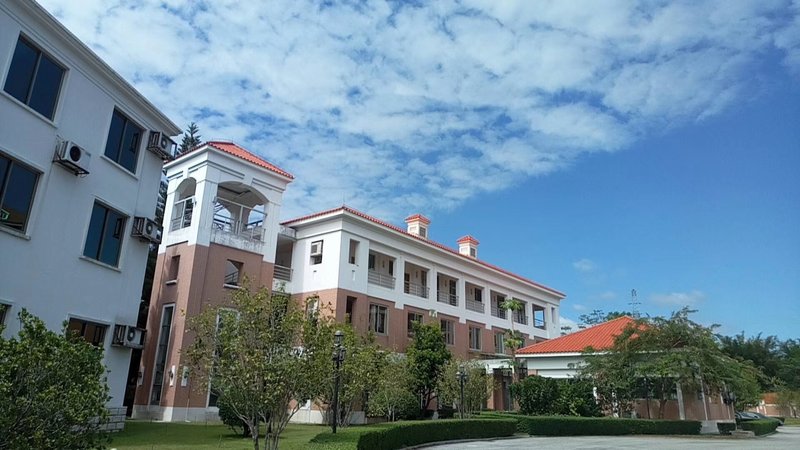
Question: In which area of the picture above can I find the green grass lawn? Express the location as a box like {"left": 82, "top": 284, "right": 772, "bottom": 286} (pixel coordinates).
{"left": 110, "top": 421, "right": 327, "bottom": 450}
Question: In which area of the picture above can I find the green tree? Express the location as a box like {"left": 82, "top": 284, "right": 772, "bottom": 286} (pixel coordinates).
{"left": 510, "top": 375, "right": 559, "bottom": 415}
{"left": 500, "top": 297, "right": 525, "bottom": 381}
{"left": 578, "top": 309, "right": 633, "bottom": 327}
{"left": 778, "top": 339, "right": 800, "bottom": 389}
{"left": 0, "top": 309, "right": 110, "bottom": 450}
{"left": 580, "top": 308, "right": 763, "bottom": 418}
{"left": 368, "top": 355, "right": 418, "bottom": 421}
{"left": 777, "top": 388, "right": 800, "bottom": 418}
{"left": 406, "top": 322, "right": 451, "bottom": 416}
{"left": 718, "top": 332, "right": 782, "bottom": 390}
{"left": 178, "top": 122, "right": 202, "bottom": 155}
{"left": 437, "top": 359, "right": 493, "bottom": 417}
{"left": 184, "top": 283, "right": 328, "bottom": 450}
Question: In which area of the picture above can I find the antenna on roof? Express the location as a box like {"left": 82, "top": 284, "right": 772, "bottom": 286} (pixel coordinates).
{"left": 629, "top": 289, "right": 641, "bottom": 319}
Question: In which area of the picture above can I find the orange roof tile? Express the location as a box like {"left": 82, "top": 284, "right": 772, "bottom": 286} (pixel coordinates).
{"left": 174, "top": 141, "right": 294, "bottom": 179}
{"left": 405, "top": 213, "right": 431, "bottom": 225}
{"left": 457, "top": 235, "right": 480, "bottom": 245}
{"left": 282, "top": 206, "right": 564, "bottom": 297}
{"left": 518, "top": 316, "right": 638, "bottom": 355}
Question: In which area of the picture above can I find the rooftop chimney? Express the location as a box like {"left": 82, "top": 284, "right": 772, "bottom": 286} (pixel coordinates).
{"left": 457, "top": 235, "right": 479, "bottom": 258}
{"left": 405, "top": 214, "right": 431, "bottom": 239}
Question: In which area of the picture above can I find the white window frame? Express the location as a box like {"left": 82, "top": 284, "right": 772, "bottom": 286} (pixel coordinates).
{"left": 469, "top": 326, "right": 481, "bottom": 351}
{"left": 368, "top": 303, "right": 388, "bottom": 335}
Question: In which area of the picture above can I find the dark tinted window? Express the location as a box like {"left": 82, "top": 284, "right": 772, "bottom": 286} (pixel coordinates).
{"left": 3, "top": 37, "right": 64, "bottom": 119}
{"left": 83, "top": 202, "right": 127, "bottom": 266}
{"left": 104, "top": 109, "right": 143, "bottom": 173}
{"left": 0, "top": 154, "right": 39, "bottom": 233}
{"left": 67, "top": 318, "right": 107, "bottom": 346}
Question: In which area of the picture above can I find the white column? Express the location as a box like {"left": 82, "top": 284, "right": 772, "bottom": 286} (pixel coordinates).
{"left": 394, "top": 256, "right": 405, "bottom": 295}
{"left": 456, "top": 277, "right": 466, "bottom": 314}
{"left": 676, "top": 383, "right": 686, "bottom": 420}
{"left": 427, "top": 266, "right": 437, "bottom": 301}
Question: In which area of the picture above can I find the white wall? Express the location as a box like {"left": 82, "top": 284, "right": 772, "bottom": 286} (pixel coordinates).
{"left": 0, "top": 2, "right": 178, "bottom": 407}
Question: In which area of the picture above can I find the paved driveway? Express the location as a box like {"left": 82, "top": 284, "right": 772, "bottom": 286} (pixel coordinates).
{"left": 430, "top": 426, "right": 800, "bottom": 450}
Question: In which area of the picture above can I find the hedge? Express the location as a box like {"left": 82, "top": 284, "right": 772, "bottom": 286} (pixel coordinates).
{"left": 485, "top": 414, "right": 701, "bottom": 436}
{"left": 716, "top": 422, "right": 736, "bottom": 435}
{"left": 309, "top": 419, "right": 517, "bottom": 450}
{"left": 739, "top": 419, "right": 780, "bottom": 436}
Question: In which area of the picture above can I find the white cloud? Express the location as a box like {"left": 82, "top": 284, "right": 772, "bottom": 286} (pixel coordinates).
{"left": 572, "top": 304, "right": 588, "bottom": 312}
{"left": 650, "top": 290, "right": 706, "bottom": 307}
{"left": 36, "top": 0, "right": 800, "bottom": 220}
{"left": 597, "top": 291, "right": 618, "bottom": 301}
{"left": 572, "top": 258, "right": 596, "bottom": 273}
{"left": 559, "top": 316, "right": 580, "bottom": 335}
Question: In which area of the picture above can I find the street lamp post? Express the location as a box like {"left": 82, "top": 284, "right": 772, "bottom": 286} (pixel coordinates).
{"left": 456, "top": 366, "right": 468, "bottom": 419}
{"left": 331, "top": 330, "right": 346, "bottom": 434}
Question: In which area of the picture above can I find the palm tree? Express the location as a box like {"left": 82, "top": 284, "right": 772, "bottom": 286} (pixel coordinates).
{"left": 501, "top": 297, "right": 525, "bottom": 382}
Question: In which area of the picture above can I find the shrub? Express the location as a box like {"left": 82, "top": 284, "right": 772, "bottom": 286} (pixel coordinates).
{"left": 739, "top": 419, "right": 780, "bottom": 436}
{"left": 310, "top": 419, "right": 516, "bottom": 450}
{"left": 511, "top": 376, "right": 600, "bottom": 416}
{"left": 517, "top": 416, "right": 701, "bottom": 436}
{"left": 716, "top": 421, "right": 736, "bottom": 435}
{"left": 217, "top": 395, "right": 259, "bottom": 437}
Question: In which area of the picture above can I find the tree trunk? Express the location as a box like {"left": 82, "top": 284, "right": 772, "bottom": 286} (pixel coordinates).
{"left": 658, "top": 398, "right": 667, "bottom": 419}
{"left": 250, "top": 420, "right": 260, "bottom": 450}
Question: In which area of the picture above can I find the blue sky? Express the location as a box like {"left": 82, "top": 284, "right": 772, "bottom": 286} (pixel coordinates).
{"left": 40, "top": 0, "right": 799, "bottom": 338}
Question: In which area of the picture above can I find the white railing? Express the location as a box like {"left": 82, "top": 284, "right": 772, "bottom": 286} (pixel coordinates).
{"left": 274, "top": 265, "right": 292, "bottom": 282}
{"left": 491, "top": 304, "right": 507, "bottom": 319}
{"left": 368, "top": 270, "right": 395, "bottom": 289}
{"left": 534, "top": 318, "right": 546, "bottom": 329}
{"left": 279, "top": 225, "right": 296, "bottom": 239}
{"left": 404, "top": 281, "right": 429, "bottom": 299}
{"left": 466, "top": 298, "right": 484, "bottom": 313}
{"left": 437, "top": 291, "right": 458, "bottom": 306}
{"left": 513, "top": 311, "right": 529, "bottom": 325}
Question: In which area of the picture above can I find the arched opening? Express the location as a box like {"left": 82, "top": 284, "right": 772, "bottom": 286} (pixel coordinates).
{"left": 213, "top": 182, "right": 268, "bottom": 241}
{"left": 171, "top": 178, "right": 196, "bottom": 231}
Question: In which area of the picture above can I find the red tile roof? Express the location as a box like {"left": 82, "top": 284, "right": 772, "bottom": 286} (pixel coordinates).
{"left": 173, "top": 141, "right": 294, "bottom": 179}
{"left": 405, "top": 213, "right": 431, "bottom": 225}
{"left": 457, "top": 235, "right": 480, "bottom": 245}
{"left": 282, "top": 206, "right": 564, "bottom": 297}
{"left": 518, "top": 316, "right": 638, "bottom": 355}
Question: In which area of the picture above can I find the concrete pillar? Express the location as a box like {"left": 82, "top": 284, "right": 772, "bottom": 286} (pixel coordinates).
{"left": 676, "top": 382, "right": 686, "bottom": 420}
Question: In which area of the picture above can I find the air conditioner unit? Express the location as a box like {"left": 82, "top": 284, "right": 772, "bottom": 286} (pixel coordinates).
{"left": 132, "top": 216, "right": 163, "bottom": 244}
{"left": 310, "top": 241, "right": 323, "bottom": 256}
{"left": 147, "top": 131, "right": 176, "bottom": 160}
{"left": 111, "top": 325, "right": 145, "bottom": 349}
{"left": 53, "top": 137, "right": 90, "bottom": 175}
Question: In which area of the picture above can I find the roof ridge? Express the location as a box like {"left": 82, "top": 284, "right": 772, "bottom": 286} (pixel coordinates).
{"left": 172, "top": 141, "right": 294, "bottom": 179}
{"left": 281, "top": 205, "right": 564, "bottom": 297}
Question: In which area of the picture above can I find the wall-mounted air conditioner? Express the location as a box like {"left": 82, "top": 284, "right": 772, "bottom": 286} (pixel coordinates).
{"left": 147, "top": 131, "right": 176, "bottom": 160}
{"left": 53, "top": 137, "right": 90, "bottom": 175}
{"left": 111, "top": 324, "right": 146, "bottom": 349}
{"left": 132, "top": 216, "right": 163, "bottom": 244}
{"left": 310, "top": 241, "right": 323, "bottom": 256}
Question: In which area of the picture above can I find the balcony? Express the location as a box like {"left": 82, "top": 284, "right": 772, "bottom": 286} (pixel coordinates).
{"left": 368, "top": 270, "right": 395, "bottom": 289}
{"left": 274, "top": 265, "right": 292, "bottom": 282}
{"left": 513, "top": 311, "right": 529, "bottom": 325}
{"left": 491, "top": 303, "right": 507, "bottom": 319}
{"left": 278, "top": 225, "right": 296, "bottom": 239}
{"left": 404, "top": 281, "right": 429, "bottom": 299}
{"left": 437, "top": 291, "right": 458, "bottom": 306}
{"left": 466, "top": 298, "right": 484, "bottom": 313}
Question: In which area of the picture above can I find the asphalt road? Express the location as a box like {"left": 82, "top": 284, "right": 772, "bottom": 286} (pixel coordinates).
{"left": 430, "top": 425, "right": 800, "bottom": 450}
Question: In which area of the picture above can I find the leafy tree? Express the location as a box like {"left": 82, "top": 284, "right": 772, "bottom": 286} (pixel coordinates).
{"left": 437, "top": 359, "right": 493, "bottom": 417}
{"left": 500, "top": 297, "right": 525, "bottom": 381}
{"left": 510, "top": 376, "right": 600, "bottom": 417}
{"left": 312, "top": 324, "right": 386, "bottom": 428}
{"left": 178, "top": 122, "right": 202, "bottom": 155}
{"left": 406, "top": 322, "right": 451, "bottom": 415}
{"left": 718, "top": 332, "right": 782, "bottom": 390}
{"left": 368, "top": 355, "right": 419, "bottom": 421}
{"left": 184, "top": 283, "right": 328, "bottom": 450}
{"left": 0, "top": 309, "right": 110, "bottom": 450}
{"left": 579, "top": 309, "right": 633, "bottom": 327}
{"left": 778, "top": 339, "right": 800, "bottom": 389}
{"left": 579, "top": 308, "right": 763, "bottom": 418}
{"left": 777, "top": 388, "right": 800, "bottom": 418}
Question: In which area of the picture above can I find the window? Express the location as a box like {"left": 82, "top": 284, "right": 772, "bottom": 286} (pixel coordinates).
{"left": 441, "top": 319, "right": 454, "bottom": 345}
{"left": 3, "top": 36, "right": 65, "bottom": 120}
{"left": 83, "top": 201, "right": 127, "bottom": 266}
{"left": 469, "top": 247, "right": 476, "bottom": 257}
{"left": 368, "top": 253, "right": 376, "bottom": 270}
{"left": 104, "top": 109, "right": 143, "bottom": 173}
{"left": 224, "top": 260, "right": 242, "bottom": 286}
{"left": 0, "top": 304, "right": 9, "bottom": 326}
{"left": 407, "top": 312, "right": 423, "bottom": 337}
{"left": 0, "top": 153, "right": 38, "bottom": 233}
{"left": 469, "top": 326, "right": 481, "bottom": 351}
{"left": 368, "top": 304, "right": 387, "bottom": 334}
{"left": 171, "top": 197, "right": 193, "bottom": 230}
{"left": 66, "top": 318, "right": 107, "bottom": 346}
{"left": 348, "top": 239, "right": 359, "bottom": 264}
{"left": 494, "top": 332, "right": 505, "bottom": 354}
{"left": 150, "top": 305, "right": 174, "bottom": 405}
{"left": 474, "top": 287, "right": 483, "bottom": 302}
{"left": 418, "top": 226, "right": 427, "bottom": 238}
{"left": 310, "top": 240, "right": 323, "bottom": 265}
{"left": 345, "top": 296, "right": 356, "bottom": 324}
{"left": 167, "top": 255, "right": 180, "bottom": 282}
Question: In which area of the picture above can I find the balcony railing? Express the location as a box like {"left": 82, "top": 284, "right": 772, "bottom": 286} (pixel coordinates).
{"left": 404, "top": 281, "right": 429, "bottom": 299}
{"left": 278, "top": 225, "right": 296, "bottom": 239}
{"left": 274, "top": 265, "right": 292, "bottom": 282}
{"left": 368, "top": 270, "right": 395, "bottom": 289}
{"left": 491, "top": 303, "right": 507, "bottom": 319}
{"left": 513, "top": 312, "right": 529, "bottom": 325}
{"left": 437, "top": 291, "right": 458, "bottom": 306}
{"left": 534, "top": 318, "right": 546, "bottom": 330}
{"left": 212, "top": 215, "right": 264, "bottom": 241}
{"left": 466, "top": 298, "right": 484, "bottom": 313}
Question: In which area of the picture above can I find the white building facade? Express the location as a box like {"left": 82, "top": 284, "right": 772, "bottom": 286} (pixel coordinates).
{"left": 0, "top": 0, "right": 179, "bottom": 418}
